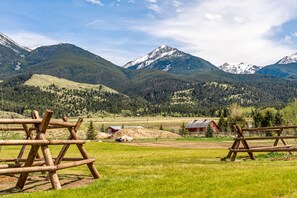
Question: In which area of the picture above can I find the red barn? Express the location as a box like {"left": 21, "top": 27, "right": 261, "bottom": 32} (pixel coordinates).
{"left": 186, "top": 119, "right": 219, "bottom": 136}
{"left": 107, "top": 126, "right": 122, "bottom": 134}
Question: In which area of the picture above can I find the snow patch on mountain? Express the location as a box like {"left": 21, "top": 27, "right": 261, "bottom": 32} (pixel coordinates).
{"left": 0, "top": 32, "right": 29, "bottom": 53}
{"left": 218, "top": 62, "right": 261, "bottom": 74}
{"left": 15, "top": 62, "right": 21, "bottom": 70}
{"left": 123, "top": 45, "right": 183, "bottom": 69}
{"left": 163, "top": 64, "right": 172, "bottom": 71}
{"left": 277, "top": 52, "right": 297, "bottom": 64}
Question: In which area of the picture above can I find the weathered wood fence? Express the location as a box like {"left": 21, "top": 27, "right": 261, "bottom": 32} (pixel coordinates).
{"left": 0, "top": 109, "right": 99, "bottom": 190}
{"left": 223, "top": 125, "right": 297, "bottom": 161}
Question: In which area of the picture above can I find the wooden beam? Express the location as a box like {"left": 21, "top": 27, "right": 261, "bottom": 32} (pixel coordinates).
{"left": 0, "top": 120, "right": 75, "bottom": 127}
{"left": 16, "top": 110, "right": 53, "bottom": 190}
{"left": 230, "top": 147, "right": 297, "bottom": 152}
{"left": 236, "top": 136, "right": 297, "bottom": 140}
{"left": 0, "top": 140, "right": 87, "bottom": 145}
{"left": 0, "top": 159, "right": 95, "bottom": 175}
{"left": 55, "top": 118, "right": 83, "bottom": 165}
{"left": 242, "top": 125, "right": 297, "bottom": 132}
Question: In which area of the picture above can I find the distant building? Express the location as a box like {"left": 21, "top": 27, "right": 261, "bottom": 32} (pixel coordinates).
{"left": 107, "top": 126, "right": 144, "bottom": 134}
{"left": 186, "top": 119, "right": 219, "bottom": 136}
{"left": 107, "top": 126, "right": 122, "bottom": 134}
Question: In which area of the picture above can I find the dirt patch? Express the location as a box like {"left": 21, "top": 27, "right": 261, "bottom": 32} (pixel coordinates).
{"left": 0, "top": 174, "right": 94, "bottom": 195}
{"left": 113, "top": 128, "right": 181, "bottom": 139}
{"left": 126, "top": 141, "right": 232, "bottom": 149}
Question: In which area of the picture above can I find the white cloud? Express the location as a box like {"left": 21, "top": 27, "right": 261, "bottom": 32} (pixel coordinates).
{"left": 86, "top": 0, "right": 103, "bottom": 6}
{"left": 205, "top": 13, "right": 222, "bottom": 22}
{"left": 234, "top": 16, "right": 248, "bottom": 24}
{"left": 6, "top": 32, "right": 60, "bottom": 49}
{"left": 135, "top": 0, "right": 297, "bottom": 65}
{"left": 128, "top": 0, "right": 135, "bottom": 3}
{"left": 294, "top": 32, "right": 297, "bottom": 37}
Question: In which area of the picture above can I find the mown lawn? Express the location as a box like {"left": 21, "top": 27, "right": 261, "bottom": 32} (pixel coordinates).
{"left": 3, "top": 142, "right": 297, "bottom": 198}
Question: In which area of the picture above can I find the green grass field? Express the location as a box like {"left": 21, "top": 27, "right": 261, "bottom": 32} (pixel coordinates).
{"left": 3, "top": 141, "right": 297, "bottom": 198}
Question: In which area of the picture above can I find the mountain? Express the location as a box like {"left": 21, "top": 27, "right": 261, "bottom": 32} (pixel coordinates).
{"left": 276, "top": 52, "right": 297, "bottom": 64}
{"left": 257, "top": 53, "right": 297, "bottom": 79}
{"left": 0, "top": 33, "right": 30, "bottom": 75}
{"left": 123, "top": 45, "right": 219, "bottom": 74}
{"left": 0, "top": 32, "right": 29, "bottom": 54}
{"left": 0, "top": 33, "right": 297, "bottom": 117}
{"left": 218, "top": 62, "right": 261, "bottom": 74}
{"left": 0, "top": 37, "right": 130, "bottom": 90}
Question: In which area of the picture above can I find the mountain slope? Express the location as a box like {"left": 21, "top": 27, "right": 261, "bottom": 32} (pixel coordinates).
{"left": 0, "top": 33, "right": 29, "bottom": 75}
{"left": 6, "top": 43, "right": 130, "bottom": 90}
{"left": 124, "top": 45, "right": 219, "bottom": 74}
{"left": 218, "top": 62, "right": 261, "bottom": 74}
{"left": 0, "top": 33, "right": 131, "bottom": 91}
{"left": 257, "top": 53, "right": 297, "bottom": 79}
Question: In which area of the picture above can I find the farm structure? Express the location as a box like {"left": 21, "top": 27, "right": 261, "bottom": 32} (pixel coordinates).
{"left": 223, "top": 125, "right": 297, "bottom": 161}
{"left": 0, "top": 109, "right": 99, "bottom": 190}
{"left": 107, "top": 126, "right": 144, "bottom": 134}
{"left": 186, "top": 119, "right": 219, "bottom": 136}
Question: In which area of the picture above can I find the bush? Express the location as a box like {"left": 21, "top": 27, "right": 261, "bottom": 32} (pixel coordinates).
{"left": 159, "top": 124, "right": 164, "bottom": 130}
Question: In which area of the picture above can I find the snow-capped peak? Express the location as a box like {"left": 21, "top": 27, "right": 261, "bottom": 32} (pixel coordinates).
{"left": 277, "top": 52, "right": 297, "bottom": 64}
{"left": 218, "top": 62, "right": 261, "bottom": 74}
{"left": 0, "top": 32, "right": 30, "bottom": 53}
{"left": 123, "top": 44, "right": 183, "bottom": 69}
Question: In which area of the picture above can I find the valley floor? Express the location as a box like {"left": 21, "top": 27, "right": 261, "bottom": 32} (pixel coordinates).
{"left": 2, "top": 140, "right": 297, "bottom": 197}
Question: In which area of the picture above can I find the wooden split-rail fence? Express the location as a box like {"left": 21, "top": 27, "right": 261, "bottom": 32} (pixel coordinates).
{"left": 0, "top": 109, "right": 99, "bottom": 190}
{"left": 223, "top": 125, "right": 297, "bottom": 161}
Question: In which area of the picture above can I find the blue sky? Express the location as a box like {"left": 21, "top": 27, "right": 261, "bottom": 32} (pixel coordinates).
{"left": 1, "top": 0, "right": 297, "bottom": 66}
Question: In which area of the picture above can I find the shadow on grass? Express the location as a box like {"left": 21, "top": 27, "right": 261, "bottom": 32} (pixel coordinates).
{"left": 0, "top": 174, "right": 94, "bottom": 195}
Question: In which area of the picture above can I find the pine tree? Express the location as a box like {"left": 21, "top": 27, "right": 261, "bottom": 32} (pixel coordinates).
{"left": 205, "top": 125, "right": 214, "bottom": 138}
{"left": 87, "top": 121, "right": 96, "bottom": 140}
{"left": 274, "top": 111, "right": 283, "bottom": 126}
{"left": 218, "top": 116, "right": 227, "bottom": 132}
{"left": 179, "top": 123, "right": 186, "bottom": 136}
{"left": 100, "top": 124, "right": 105, "bottom": 132}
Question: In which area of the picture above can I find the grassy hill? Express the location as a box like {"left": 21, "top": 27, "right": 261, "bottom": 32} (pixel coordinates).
{"left": 0, "top": 74, "right": 149, "bottom": 118}
{"left": 24, "top": 74, "right": 118, "bottom": 93}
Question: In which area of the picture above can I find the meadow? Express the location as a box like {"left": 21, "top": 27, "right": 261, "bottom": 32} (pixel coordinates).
{"left": 2, "top": 140, "right": 297, "bottom": 198}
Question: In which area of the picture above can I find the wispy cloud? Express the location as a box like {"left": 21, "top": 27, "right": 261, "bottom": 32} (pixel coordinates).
{"left": 86, "top": 0, "right": 103, "bottom": 6}
{"left": 173, "top": 0, "right": 182, "bottom": 7}
{"left": 135, "top": 0, "right": 297, "bottom": 65}
{"left": 147, "top": 0, "right": 157, "bottom": 3}
{"left": 146, "top": 0, "right": 161, "bottom": 13}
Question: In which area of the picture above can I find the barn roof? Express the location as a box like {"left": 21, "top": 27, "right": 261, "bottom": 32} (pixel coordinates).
{"left": 186, "top": 119, "right": 212, "bottom": 128}
{"left": 108, "top": 126, "right": 122, "bottom": 130}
